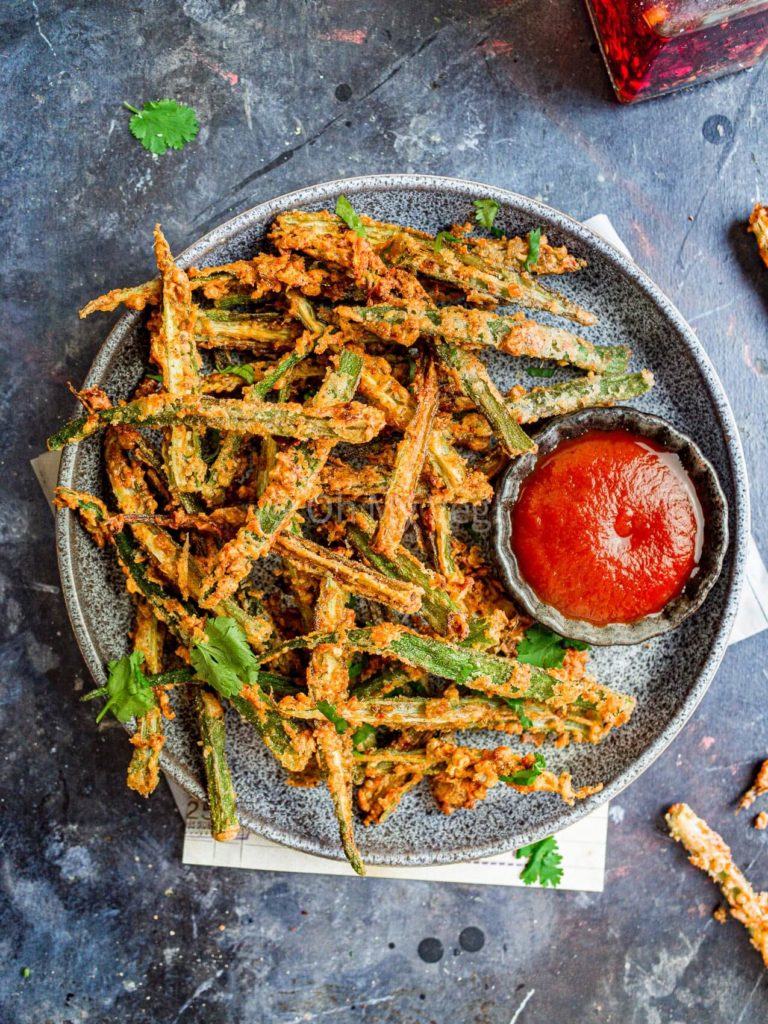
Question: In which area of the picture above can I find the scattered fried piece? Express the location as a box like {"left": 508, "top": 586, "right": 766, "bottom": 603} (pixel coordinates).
{"left": 748, "top": 203, "right": 768, "bottom": 269}
{"left": 738, "top": 759, "right": 768, "bottom": 813}
{"left": 666, "top": 803, "right": 768, "bottom": 967}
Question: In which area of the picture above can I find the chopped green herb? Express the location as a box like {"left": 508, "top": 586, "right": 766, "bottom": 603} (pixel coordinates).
{"left": 146, "top": 372, "right": 163, "bottom": 383}
{"left": 352, "top": 723, "right": 377, "bottom": 752}
{"left": 473, "top": 198, "right": 500, "bottom": 231}
{"left": 500, "top": 753, "right": 546, "bottom": 787}
{"left": 190, "top": 617, "right": 260, "bottom": 700}
{"left": 82, "top": 650, "right": 157, "bottom": 724}
{"left": 124, "top": 99, "right": 200, "bottom": 156}
{"left": 433, "top": 231, "right": 461, "bottom": 253}
{"left": 516, "top": 836, "right": 563, "bottom": 887}
{"left": 20, "top": 967, "right": 31, "bottom": 979}
{"left": 525, "top": 366, "right": 556, "bottom": 378}
{"left": 517, "top": 624, "right": 591, "bottom": 669}
{"left": 524, "top": 227, "right": 542, "bottom": 271}
{"left": 504, "top": 699, "right": 533, "bottom": 730}
{"left": 335, "top": 194, "right": 367, "bottom": 237}
{"left": 317, "top": 700, "right": 349, "bottom": 734}
{"left": 218, "top": 363, "right": 256, "bottom": 385}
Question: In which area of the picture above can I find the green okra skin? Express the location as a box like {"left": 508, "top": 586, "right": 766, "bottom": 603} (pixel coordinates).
{"left": 339, "top": 305, "right": 625, "bottom": 374}
{"left": 47, "top": 394, "right": 383, "bottom": 450}
{"left": 351, "top": 665, "right": 427, "bottom": 700}
{"left": 196, "top": 689, "right": 240, "bottom": 842}
{"left": 508, "top": 370, "right": 654, "bottom": 424}
{"left": 434, "top": 340, "right": 536, "bottom": 457}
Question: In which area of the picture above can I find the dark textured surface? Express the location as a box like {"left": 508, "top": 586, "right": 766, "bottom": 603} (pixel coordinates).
{"left": 1, "top": 1, "right": 767, "bottom": 1021}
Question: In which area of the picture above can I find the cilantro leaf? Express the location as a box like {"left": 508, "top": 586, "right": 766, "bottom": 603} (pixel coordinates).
{"left": 524, "top": 227, "right": 542, "bottom": 271}
{"left": 500, "top": 753, "right": 546, "bottom": 787}
{"left": 352, "top": 723, "right": 377, "bottom": 752}
{"left": 525, "top": 366, "right": 555, "bottom": 378}
{"left": 124, "top": 100, "right": 200, "bottom": 156}
{"left": 190, "top": 617, "right": 259, "bottom": 700}
{"left": 335, "top": 195, "right": 367, "bottom": 237}
{"left": 317, "top": 700, "right": 349, "bottom": 734}
{"left": 433, "top": 231, "right": 461, "bottom": 253}
{"left": 473, "top": 198, "right": 500, "bottom": 231}
{"left": 517, "top": 624, "right": 568, "bottom": 669}
{"left": 85, "top": 651, "right": 157, "bottom": 724}
{"left": 568, "top": 638, "right": 592, "bottom": 651}
{"left": 219, "top": 363, "right": 256, "bottom": 385}
{"left": 505, "top": 698, "right": 533, "bottom": 730}
{"left": 516, "top": 836, "right": 563, "bottom": 887}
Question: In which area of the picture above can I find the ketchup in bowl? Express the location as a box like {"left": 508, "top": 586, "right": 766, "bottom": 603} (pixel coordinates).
{"left": 511, "top": 429, "right": 704, "bottom": 627}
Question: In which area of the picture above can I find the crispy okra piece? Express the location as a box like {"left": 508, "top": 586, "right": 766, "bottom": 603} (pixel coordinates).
{"left": 196, "top": 689, "right": 240, "bottom": 842}
{"left": 373, "top": 353, "right": 439, "bottom": 555}
{"left": 666, "top": 803, "right": 768, "bottom": 967}
{"left": 737, "top": 759, "right": 768, "bottom": 814}
{"left": 47, "top": 393, "right": 385, "bottom": 450}
{"left": 274, "top": 531, "right": 423, "bottom": 615}
{"left": 434, "top": 340, "right": 535, "bottom": 457}
{"left": 507, "top": 371, "right": 654, "bottom": 424}
{"left": 152, "top": 226, "right": 207, "bottom": 493}
{"left": 338, "top": 305, "right": 625, "bottom": 374}
{"left": 346, "top": 506, "right": 469, "bottom": 639}
{"left": 279, "top": 691, "right": 634, "bottom": 746}
{"left": 306, "top": 576, "right": 364, "bottom": 874}
{"left": 420, "top": 500, "right": 460, "bottom": 581}
{"left": 126, "top": 600, "right": 166, "bottom": 798}
{"left": 356, "top": 347, "right": 469, "bottom": 492}
{"left": 748, "top": 203, "right": 768, "bottom": 270}
{"left": 317, "top": 459, "right": 492, "bottom": 505}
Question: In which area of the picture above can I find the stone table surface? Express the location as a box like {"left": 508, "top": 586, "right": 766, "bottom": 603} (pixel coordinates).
{"left": 2, "top": 1, "right": 768, "bottom": 1022}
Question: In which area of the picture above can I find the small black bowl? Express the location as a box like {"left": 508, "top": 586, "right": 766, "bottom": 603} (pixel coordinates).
{"left": 491, "top": 407, "right": 729, "bottom": 646}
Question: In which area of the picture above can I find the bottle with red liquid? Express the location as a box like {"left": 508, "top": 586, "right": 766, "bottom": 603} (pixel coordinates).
{"left": 585, "top": 0, "right": 768, "bottom": 102}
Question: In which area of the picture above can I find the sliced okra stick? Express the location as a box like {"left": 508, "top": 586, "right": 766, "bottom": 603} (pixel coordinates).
{"left": 47, "top": 393, "right": 385, "bottom": 450}
{"left": 306, "top": 576, "right": 364, "bottom": 875}
{"left": 373, "top": 353, "right": 439, "bottom": 555}
{"left": 434, "top": 340, "right": 535, "bottom": 457}
{"left": 338, "top": 305, "right": 625, "bottom": 374}
{"left": 196, "top": 689, "right": 240, "bottom": 842}
{"left": 152, "top": 226, "right": 207, "bottom": 493}
{"left": 507, "top": 370, "right": 654, "bottom": 424}
{"left": 126, "top": 599, "right": 166, "bottom": 798}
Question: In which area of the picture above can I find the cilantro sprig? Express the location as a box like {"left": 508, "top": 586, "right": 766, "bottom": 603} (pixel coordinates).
{"left": 83, "top": 651, "right": 156, "bottom": 724}
{"left": 190, "top": 617, "right": 260, "bottom": 699}
{"left": 124, "top": 99, "right": 200, "bottom": 156}
{"left": 433, "top": 231, "right": 461, "bottom": 253}
{"left": 500, "top": 753, "right": 546, "bottom": 787}
{"left": 517, "top": 624, "right": 590, "bottom": 670}
{"left": 335, "top": 195, "right": 367, "bottom": 237}
{"left": 516, "top": 836, "right": 563, "bottom": 887}
{"left": 524, "top": 227, "right": 542, "bottom": 271}
{"left": 473, "top": 198, "right": 504, "bottom": 237}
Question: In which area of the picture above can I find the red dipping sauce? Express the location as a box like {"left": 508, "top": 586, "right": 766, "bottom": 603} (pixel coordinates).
{"left": 512, "top": 430, "right": 703, "bottom": 626}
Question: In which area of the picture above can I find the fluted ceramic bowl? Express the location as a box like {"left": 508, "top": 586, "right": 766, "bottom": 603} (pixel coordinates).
{"left": 55, "top": 174, "right": 748, "bottom": 866}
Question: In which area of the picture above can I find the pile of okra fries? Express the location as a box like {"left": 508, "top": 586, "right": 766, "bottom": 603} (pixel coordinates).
{"left": 50, "top": 204, "right": 651, "bottom": 873}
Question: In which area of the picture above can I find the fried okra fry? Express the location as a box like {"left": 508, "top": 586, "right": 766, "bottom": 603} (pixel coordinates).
{"left": 737, "top": 759, "right": 768, "bottom": 814}
{"left": 306, "top": 576, "right": 364, "bottom": 874}
{"left": 196, "top": 689, "right": 240, "bottom": 842}
{"left": 434, "top": 341, "right": 535, "bottom": 457}
{"left": 47, "top": 393, "right": 384, "bottom": 450}
{"left": 666, "top": 803, "right": 768, "bottom": 967}
{"left": 338, "top": 305, "right": 626, "bottom": 374}
{"left": 126, "top": 600, "right": 166, "bottom": 798}
{"left": 748, "top": 203, "right": 768, "bottom": 269}
{"left": 373, "top": 353, "right": 439, "bottom": 555}
{"left": 507, "top": 370, "right": 654, "bottom": 424}
{"left": 152, "top": 226, "right": 207, "bottom": 493}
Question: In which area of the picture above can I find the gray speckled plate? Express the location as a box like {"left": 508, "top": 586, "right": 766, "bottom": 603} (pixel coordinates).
{"left": 55, "top": 174, "right": 749, "bottom": 866}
